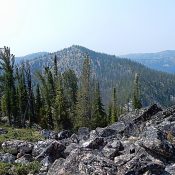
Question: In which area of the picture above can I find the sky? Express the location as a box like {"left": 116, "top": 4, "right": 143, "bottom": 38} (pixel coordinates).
{"left": 0, "top": 0, "right": 175, "bottom": 56}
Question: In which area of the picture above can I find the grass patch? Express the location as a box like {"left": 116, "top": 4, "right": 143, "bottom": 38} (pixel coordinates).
{"left": 0, "top": 161, "right": 41, "bottom": 175}
{"left": 0, "top": 125, "right": 44, "bottom": 143}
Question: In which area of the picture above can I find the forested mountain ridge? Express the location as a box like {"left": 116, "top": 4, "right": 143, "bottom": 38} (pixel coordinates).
{"left": 22, "top": 45, "right": 175, "bottom": 107}
{"left": 15, "top": 52, "right": 48, "bottom": 64}
{"left": 121, "top": 50, "right": 175, "bottom": 74}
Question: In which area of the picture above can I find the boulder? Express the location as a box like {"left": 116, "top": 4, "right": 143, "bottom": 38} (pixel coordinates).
{"left": 0, "top": 128, "right": 8, "bottom": 135}
{"left": 32, "top": 140, "right": 55, "bottom": 157}
{"left": 64, "top": 143, "right": 79, "bottom": 157}
{"left": 139, "top": 126, "right": 175, "bottom": 161}
{"left": 15, "top": 154, "right": 33, "bottom": 164}
{"left": 0, "top": 153, "right": 15, "bottom": 163}
{"left": 2, "top": 140, "right": 33, "bottom": 155}
{"left": 102, "top": 140, "right": 124, "bottom": 159}
{"left": 35, "top": 141, "right": 65, "bottom": 162}
{"left": 78, "top": 127, "right": 90, "bottom": 141}
{"left": 114, "top": 148, "right": 165, "bottom": 175}
{"left": 57, "top": 130, "right": 71, "bottom": 140}
{"left": 165, "top": 164, "right": 175, "bottom": 175}
{"left": 82, "top": 137, "right": 104, "bottom": 149}
{"left": 47, "top": 148, "right": 117, "bottom": 175}
{"left": 95, "top": 127, "right": 117, "bottom": 138}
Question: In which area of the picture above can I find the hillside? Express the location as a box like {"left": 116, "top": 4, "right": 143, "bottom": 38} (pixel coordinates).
{"left": 21, "top": 45, "right": 175, "bottom": 107}
{"left": 121, "top": 50, "right": 175, "bottom": 74}
{"left": 15, "top": 52, "right": 48, "bottom": 64}
{"left": 1, "top": 104, "right": 175, "bottom": 174}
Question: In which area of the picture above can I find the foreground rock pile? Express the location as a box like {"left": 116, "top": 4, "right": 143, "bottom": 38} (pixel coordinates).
{"left": 1, "top": 104, "right": 175, "bottom": 174}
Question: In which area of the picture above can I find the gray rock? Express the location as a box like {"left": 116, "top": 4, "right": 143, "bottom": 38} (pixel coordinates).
{"left": 0, "top": 153, "right": 15, "bottom": 163}
{"left": 33, "top": 140, "right": 55, "bottom": 157}
{"left": 78, "top": 127, "right": 90, "bottom": 141}
{"left": 64, "top": 143, "right": 79, "bottom": 157}
{"left": 57, "top": 130, "right": 71, "bottom": 140}
{"left": 2, "top": 140, "right": 33, "bottom": 155}
{"left": 0, "top": 128, "right": 8, "bottom": 135}
{"left": 115, "top": 148, "right": 165, "bottom": 175}
{"left": 102, "top": 140, "right": 123, "bottom": 159}
{"left": 82, "top": 137, "right": 104, "bottom": 149}
{"left": 35, "top": 141, "right": 65, "bottom": 162}
{"left": 139, "top": 126, "right": 175, "bottom": 161}
{"left": 47, "top": 148, "right": 117, "bottom": 175}
{"left": 47, "top": 158, "right": 65, "bottom": 175}
{"left": 165, "top": 164, "right": 175, "bottom": 175}
{"left": 15, "top": 154, "right": 32, "bottom": 164}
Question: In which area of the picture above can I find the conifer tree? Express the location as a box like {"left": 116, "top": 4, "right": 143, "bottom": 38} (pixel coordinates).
{"left": 111, "top": 88, "right": 118, "bottom": 123}
{"left": 0, "top": 47, "right": 17, "bottom": 126}
{"left": 53, "top": 78, "right": 70, "bottom": 130}
{"left": 53, "top": 55, "right": 58, "bottom": 79}
{"left": 16, "top": 65, "right": 28, "bottom": 127}
{"left": 75, "top": 56, "right": 91, "bottom": 129}
{"left": 133, "top": 73, "right": 142, "bottom": 109}
{"left": 37, "top": 68, "right": 54, "bottom": 129}
{"left": 63, "top": 69, "right": 78, "bottom": 127}
{"left": 35, "top": 84, "right": 42, "bottom": 124}
{"left": 91, "top": 81, "right": 106, "bottom": 129}
{"left": 25, "top": 63, "right": 35, "bottom": 127}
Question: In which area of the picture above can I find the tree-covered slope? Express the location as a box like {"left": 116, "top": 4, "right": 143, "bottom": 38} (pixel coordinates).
{"left": 121, "top": 50, "right": 175, "bottom": 74}
{"left": 26, "top": 45, "right": 175, "bottom": 107}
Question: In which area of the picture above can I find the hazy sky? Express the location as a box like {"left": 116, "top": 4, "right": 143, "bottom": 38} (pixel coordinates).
{"left": 0, "top": 0, "right": 175, "bottom": 56}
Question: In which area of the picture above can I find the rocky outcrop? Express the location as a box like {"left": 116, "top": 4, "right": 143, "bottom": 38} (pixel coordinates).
{"left": 2, "top": 104, "right": 175, "bottom": 174}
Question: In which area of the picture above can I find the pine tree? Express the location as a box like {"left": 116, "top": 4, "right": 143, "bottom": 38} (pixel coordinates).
{"left": 16, "top": 65, "right": 28, "bottom": 127}
{"left": 53, "top": 55, "right": 58, "bottom": 79}
{"left": 0, "top": 47, "right": 17, "bottom": 126}
{"left": 133, "top": 73, "right": 142, "bottom": 109}
{"left": 53, "top": 78, "right": 70, "bottom": 130}
{"left": 75, "top": 56, "right": 91, "bottom": 129}
{"left": 111, "top": 88, "right": 118, "bottom": 123}
{"left": 63, "top": 69, "right": 78, "bottom": 128}
{"left": 91, "top": 81, "right": 107, "bottom": 129}
{"left": 37, "top": 68, "right": 54, "bottom": 129}
{"left": 25, "top": 63, "right": 35, "bottom": 127}
{"left": 35, "top": 84, "right": 42, "bottom": 124}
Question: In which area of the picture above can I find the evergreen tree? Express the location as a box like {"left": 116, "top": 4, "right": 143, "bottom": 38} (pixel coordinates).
{"left": 35, "top": 84, "right": 42, "bottom": 124}
{"left": 91, "top": 81, "right": 106, "bottom": 129}
{"left": 63, "top": 69, "right": 78, "bottom": 127}
{"left": 111, "top": 88, "right": 118, "bottom": 123}
{"left": 75, "top": 56, "right": 91, "bottom": 129}
{"left": 16, "top": 65, "right": 28, "bottom": 127}
{"left": 107, "top": 103, "right": 112, "bottom": 124}
{"left": 53, "top": 78, "right": 70, "bottom": 130}
{"left": 25, "top": 63, "right": 35, "bottom": 127}
{"left": 53, "top": 55, "right": 58, "bottom": 79}
{"left": 133, "top": 73, "right": 142, "bottom": 109}
{"left": 0, "top": 47, "right": 17, "bottom": 126}
{"left": 37, "top": 69, "right": 54, "bottom": 129}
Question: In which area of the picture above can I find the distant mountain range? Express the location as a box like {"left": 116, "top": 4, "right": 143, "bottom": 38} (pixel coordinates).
{"left": 15, "top": 45, "right": 175, "bottom": 107}
{"left": 120, "top": 50, "right": 175, "bottom": 74}
{"left": 15, "top": 52, "right": 48, "bottom": 64}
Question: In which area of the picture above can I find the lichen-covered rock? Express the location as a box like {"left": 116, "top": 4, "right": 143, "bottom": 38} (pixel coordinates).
{"left": 32, "top": 140, "right": 55, "bottom": 157}
{"left": 102, "top": 139, "right": 123, "bottom": 159}
{"left": 57, "top": 130, "right": 71, "bottom": 140}
{"left": 2, "top": 140, "right": 33, "bottom": 155}
{"left": 82, "top": 137, "right": 104, "bottom": 149}
{"left": 78, "top": 127, "right": 90, "bottom": 141}
{"left": 15, "top": 154, "right": 32, "bottom": 164}
{"left": 0, "top": 128, "right": 8, "bottom": 135}
{"left": 35, "top": 141, "right": 65, "bottom": 162}
{"left": 0, "top": 153, "right": 15, "bottom": 163}
{"left": 47, "top": 148, "right": 117, "bottom": 175}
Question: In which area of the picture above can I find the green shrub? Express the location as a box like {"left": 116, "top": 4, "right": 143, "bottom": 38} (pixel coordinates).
{"left": 0, "top": 161, "right": 41, "bottom": 175}
{"left": 0, "top": 125, "right": 44, "bottom": 143}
